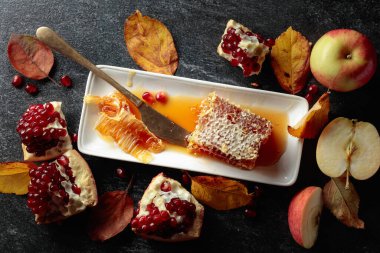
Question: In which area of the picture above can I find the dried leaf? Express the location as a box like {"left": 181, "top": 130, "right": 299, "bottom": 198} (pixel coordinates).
{"left": 88, "top": 191, "right": 134, "bottom": 241}
{"left": 288, "top": 92, "right": 330, "bottom": 138}
{"left": 0, "top": 162, "right": 35, "bottom": 195}
{"left": 124, "top": 10, "right": 178, "bottom": 75}
{"left": 7, "top": 34, "right": 54, "bottom": 80}
{"left": 323, "top": 177, "right": 364, "bottom": 229}
{"left": 271, "top": 27, "right": 311, "bottom": 94}
{"left": 191, "top": 176, "right": 252, "bottom": 210}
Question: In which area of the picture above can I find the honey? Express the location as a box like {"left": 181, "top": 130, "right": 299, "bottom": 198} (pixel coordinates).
{"left": 132, "top": 89, "right": 288, "bottom": 166}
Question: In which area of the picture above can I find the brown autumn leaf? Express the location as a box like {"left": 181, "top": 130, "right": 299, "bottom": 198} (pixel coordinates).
{"left": 288, "top": 92, "right": 330, "bottom": 138}
{"left": 87, "top": 190, "right": 134, "bottom": 241}
{"left": 323, "top": 177, "right": 364, "bottom": 229}
{"left": 0, "top": 162, "right": 35, "bottom": 195}
{"left": 7, "top": 34, "right": 54, "bottom": 80}
{"left": 124, "top": 10, "right": 178, "bottom": 75}
{"left": 271, "top": 27, "right": 311, "bottom": 94}
{"left": 191, "top": 176, "right": 253, "bottom": 210}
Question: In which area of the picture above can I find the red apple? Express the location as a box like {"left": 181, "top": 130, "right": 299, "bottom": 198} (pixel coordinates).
{"left": 288, "top": 186, "right": 323, "bottom": 249}
{"left": 310, "top": 29, "right": 377, "bottom": 92}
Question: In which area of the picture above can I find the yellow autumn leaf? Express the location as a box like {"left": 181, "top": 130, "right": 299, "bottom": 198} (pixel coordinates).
{"left": 288, "top": 92, "right": 330, "bottom": 139}
{"left": 191, "top": 176, "right": 253, "bottom": 210}
{"left": 124, "top": 10, "right": 178, "bottom": 75}
{"left": 0, "top": 162, "right": 34, "bottom": 195}
{"left": 271, "top": 27, "right": 311, "bottom": 94}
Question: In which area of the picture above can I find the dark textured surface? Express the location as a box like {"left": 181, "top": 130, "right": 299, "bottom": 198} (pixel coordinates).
{"left": 1, "top": 0, "right": 380, "bottom": 252}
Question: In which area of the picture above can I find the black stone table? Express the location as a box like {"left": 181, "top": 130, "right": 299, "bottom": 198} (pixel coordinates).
{"left": 1, "top": 0, "right": 379, "bottom": 252}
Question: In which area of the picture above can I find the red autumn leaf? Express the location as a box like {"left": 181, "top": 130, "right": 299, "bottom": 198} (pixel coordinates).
{"left": 87, "top": 190, "right": 134, "bottom": 241}
{"left": 7, "top": 34, "right": 54, "bottom": 80}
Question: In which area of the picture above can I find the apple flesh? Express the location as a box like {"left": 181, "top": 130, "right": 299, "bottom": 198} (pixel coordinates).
{"left": 288, "top": 186, "right": 323, "bottom": 249}
{"left": 316, "top": 117, "right": 380, "bottom": 180}
{"left": 310, "top": 29, "right": 377, "bottom": 92}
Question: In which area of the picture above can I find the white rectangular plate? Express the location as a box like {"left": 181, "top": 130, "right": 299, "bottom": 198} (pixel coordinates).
{"left": 78, "top": 65, "right": 308, "bottom": 186}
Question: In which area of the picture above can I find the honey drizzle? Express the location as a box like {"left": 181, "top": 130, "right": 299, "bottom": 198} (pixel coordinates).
{"left": 132, "top": 89, "right": 288, "bottom": 166}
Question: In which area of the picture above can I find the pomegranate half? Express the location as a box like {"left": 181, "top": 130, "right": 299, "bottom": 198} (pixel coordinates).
{"left": 27, "top": 149, "right": 98, "bottom": 224}
{"left": 131, "top": 173, "right": 204, "bottom": 242}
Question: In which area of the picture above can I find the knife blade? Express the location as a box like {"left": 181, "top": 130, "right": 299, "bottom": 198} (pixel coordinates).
{"left": 36, "top": 26, "right": 190, "bottom": 147}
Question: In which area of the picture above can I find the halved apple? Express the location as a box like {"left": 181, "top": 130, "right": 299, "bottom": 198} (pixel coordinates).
{"left": 316, "top": 117, "right": 380, "bottom": 180}
{"left": 288, "top": 186, "right": 323, "bottom": 249}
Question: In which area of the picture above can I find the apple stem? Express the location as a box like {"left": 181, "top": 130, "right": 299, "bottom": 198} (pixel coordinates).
{"left": 345, "top": 169, "right": 350, "bottom": 189}
{"left": 125, "top": 173, "right": 135, "bottom": 194}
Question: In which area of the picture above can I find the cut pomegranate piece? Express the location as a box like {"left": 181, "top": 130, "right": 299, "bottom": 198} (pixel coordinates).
{"left": 132, "top": 173, "right": 204, "bottom": 242}
{"left": 217, "top": 20, "right": 270, "bottom": 77}
{"left": 16, "top": 101, "right": 72, "bottom": 161}
{"left": 27, "top": 149, "right": 98, "bottom": 224}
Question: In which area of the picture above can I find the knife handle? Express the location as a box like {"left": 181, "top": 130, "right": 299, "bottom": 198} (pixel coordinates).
{"left": 36, "top": 26, "right": 142, "bottom": 107}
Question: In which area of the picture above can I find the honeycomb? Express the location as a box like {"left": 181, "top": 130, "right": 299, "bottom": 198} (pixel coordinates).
{"left": 187, "top": 92, "right": 272, "bottom": 170}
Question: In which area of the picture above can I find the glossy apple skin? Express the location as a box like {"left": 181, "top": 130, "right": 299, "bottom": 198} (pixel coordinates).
{"left": 310, "top": 29, "right": 377, "bottom": 92}
{"left": 288, "top": 186, "right": 322, "bottom": 248}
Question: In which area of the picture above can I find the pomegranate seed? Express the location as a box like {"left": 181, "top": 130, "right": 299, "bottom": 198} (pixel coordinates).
{"left": 139, "top": 216, "right": 147, "bottom": 225}
{"left": 308, "top": 84, "right": 318, "bottom": 95}
{"left": 72, "top": 184, "right": 81, "bottom": 195}
{"left": 149, "top": 222, "right": 158, "bottom": 232}
{"left": 227, "top": 27, "right": 235, "bottom": 34}
{"left": 142, "top": 91, "right": 155, "bottom": 104}
{"left": 182, "top": 173, "right": 190, "bottom": 185}
{"left": 230, "top": 59, "right": 239, "bottom": 67}
{"left": 71, "top": 133, "right": 78, "bottom": 143}
{"left": 131, "top": 218, "right": 139, "bottom": 228}
{"left": 177, "top": 206, "right": 186, "bottom": 215}
{"left": 25, "top": 84, "right": 38, "bottom": 95}
{"left": 57, "top": 155, "right": 70, "bottom": 167}
{"left": 146, "top": 215, "right": 153, "bottom": 224}
{"left": 169, "top": 217, "right": 177, "bottom": 228}
{"left": 160, "top": 210, "right": 170, "bottom": 221}
{"left": 116, "top": 167, "right": 127, "bottom": 179}
{"left": 141, "top": 224, "right": 149, "bottom": 233}
{"left": 12, "top": 75, "right": 23, "bottom": 88}
{"left": 152, "top": 208, "right": 160, "bottom": 215}
{"left": 60, "top": 75, "right": 72, "bottom": 87}
{"left": 264, "top": 38, "right": 275, "bottom": 47}
{"left": 160, "top": 181, "right": 171, "bottom": 192}
{"left": 155, "top": 91, "right": 168, "bottom": 104}
{"left": 153, "top": 214, "right": 161, "bottom": 224}
{"left": 245, "top": 31, "right": 254, "bottom": 36}
{"left": 133, "top": 208, "right": 140, "bottom": 217}
{"left": 255, "top": 34, "right": 264, "bottom": 43}
{"left": 244, "top": 209, "right": 257, "bottom": 218}
{"left": 305, "top": 93, "right": 313, "bottom": 104}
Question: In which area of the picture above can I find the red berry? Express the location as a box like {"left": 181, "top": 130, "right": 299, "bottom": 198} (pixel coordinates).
{"left": 25, "top": 84, "right": 38, "bottom": 95}
{"left": 12, "top": 75, "right": 24, "bottom": 88}
{"left": 60, "top": 75, "right": 72, "bottom": 87}
{"left": 142, "top": 91, "right": 155, "bottom": 104}
{"left": 308, "top": 84, "right": 318, "bottom": 95}
{"left": 305, "top": 93, "right": 313, "bottom": 104}
{"left": 116, "top": 167, "right": 126, "bottom": 179}
{"left": 244, "top": 209, "right": 257, "bottom": 218}
{"left": 155, "top": 91, "right": 168, "bottom": 104}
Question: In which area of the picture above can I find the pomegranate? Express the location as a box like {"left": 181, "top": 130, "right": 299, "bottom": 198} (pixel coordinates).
{"left": 27, "top": 149, "right": 98, "bottom": 224}
{"left": 217, "top": 20, "right": 271, "bottom": 77}
{"left": 131, "top": 173, "right": 204, "bottom": 241}
{"left": 16, "top": 101, "right": 72, "bottom": 161}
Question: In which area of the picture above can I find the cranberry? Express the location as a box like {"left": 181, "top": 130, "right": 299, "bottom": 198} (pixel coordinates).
{"left": 160, "top": 181, "right": 171, "bottom": 192}
{"left": 60, "top": 75, "right": 72, "bottom": 87}
{"left": 264, "top": 38, "right": 275, "bottom": 47}
{"left": 308, "top": 84, "right": 318, "bottom": 95}
{"left": 25, "top": 83, "right": 38, "bottom": 95}
{"left": 244, "top": 209, "right": 257, "bottom": 218}
{"left": 142, "top": 91, "right": 155, "bottom": 104}
{"left": 155, "top": 91, "right": 168, "bottom": 104}
{"left": 116, "top": 167, "right": 126, "bottom": 179}
{"left": 12, "top": 75, "right": 24, "bottom": 88}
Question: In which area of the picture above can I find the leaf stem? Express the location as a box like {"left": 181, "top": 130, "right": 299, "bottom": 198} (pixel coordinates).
{"left": 48, "top": 76, "right": 60, "bottom": 86}
{"left": 125, "top": 173, "right": 135, "bottom": 194}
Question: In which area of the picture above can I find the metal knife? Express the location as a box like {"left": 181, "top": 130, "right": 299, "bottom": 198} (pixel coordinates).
{"left": 36, "top": 26, "right": 189, "bottom": 147}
